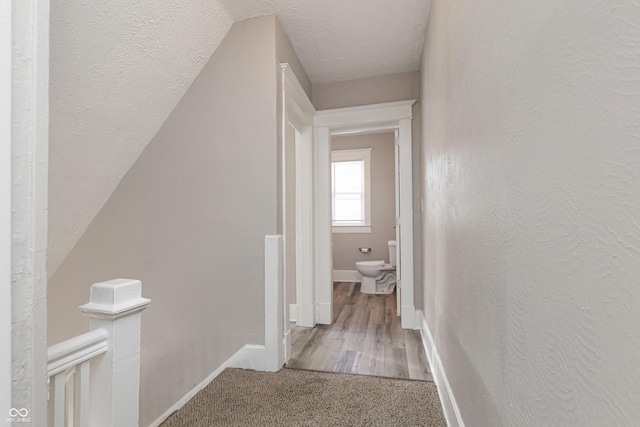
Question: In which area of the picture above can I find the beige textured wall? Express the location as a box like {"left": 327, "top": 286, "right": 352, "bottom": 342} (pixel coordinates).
{"left": 312, "top": 71, "right": 418, "bottom": 110}
{"left": 420, "top": 0, "right": 640, "bottom": 425}
{"left": 275, "top": 17, "right": 311, "bottom": 99}
{"left": 48, "top": 16, "right": 281, "bottom": 426}
{"left": 331, "top": 132, "right": 396, "bottom": 271}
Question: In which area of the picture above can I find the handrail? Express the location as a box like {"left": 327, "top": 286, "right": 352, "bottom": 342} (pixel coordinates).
{"left": 47, "top": 328, "right": 108, "bottom": 377}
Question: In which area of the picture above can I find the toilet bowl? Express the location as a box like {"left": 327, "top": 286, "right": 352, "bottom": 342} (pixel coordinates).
{"left": 355, "top": 240, "right": 396, "bottom": 294}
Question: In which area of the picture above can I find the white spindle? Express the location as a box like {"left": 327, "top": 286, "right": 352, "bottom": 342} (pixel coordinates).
{"left": 74, "top": 360, "right": 90, "bottom": 426}
{"left": 65, "top": 368, "right": 74, "bottom": 426}
{"left": 51, "top": 371, "right": 66, "bottom": 427}
{"left": 47, "top": 378, "right": 54, "bottom": 426}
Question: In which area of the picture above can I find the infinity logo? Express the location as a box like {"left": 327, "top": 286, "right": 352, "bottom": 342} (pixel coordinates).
{"left": 9, "top": 408, "right": 28, "bottom": 417}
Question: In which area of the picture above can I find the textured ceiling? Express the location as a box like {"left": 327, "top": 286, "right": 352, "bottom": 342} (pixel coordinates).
{"left": 221, "top": 0, "right": 431, "bottom": 84}
{"left": 48, "top": 0, "right": 430, "bottom": 276}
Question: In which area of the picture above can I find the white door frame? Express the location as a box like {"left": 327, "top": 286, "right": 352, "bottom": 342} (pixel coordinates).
{"left": 314, "top": 100, "right": 418, "bottom": 330}
{"left": 280, "top": 64, "right": 316, "bottom": 365}
{"left": 1, "top": 0, "right": 49, "bottom": 422}
{"left": 394, "top": 128, "right": 402, "bottom": 315}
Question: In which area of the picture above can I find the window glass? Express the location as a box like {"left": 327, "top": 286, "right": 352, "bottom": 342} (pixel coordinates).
{"left": 331, "top": 148, "right": 371, "bottom": 230}
{"left": 331, "top": 159, "right": 365, "bottom": 225}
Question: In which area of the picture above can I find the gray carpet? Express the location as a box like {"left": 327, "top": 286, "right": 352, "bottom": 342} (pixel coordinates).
{"left": 161, "top": 368, "right": 446, "bottom": 426}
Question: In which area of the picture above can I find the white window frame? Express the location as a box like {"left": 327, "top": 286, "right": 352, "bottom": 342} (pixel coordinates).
{"left": 331, "top": 148, "right": 372, "bottom": 233}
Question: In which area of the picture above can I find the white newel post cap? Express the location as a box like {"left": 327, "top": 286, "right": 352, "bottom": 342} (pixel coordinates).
{"left": 80, "top": 279, "right": 150, "bottom": 318}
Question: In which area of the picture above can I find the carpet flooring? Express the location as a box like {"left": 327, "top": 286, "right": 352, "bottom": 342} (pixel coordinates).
{"left": 161, "top": 368, "right": 446, "bottom": 427}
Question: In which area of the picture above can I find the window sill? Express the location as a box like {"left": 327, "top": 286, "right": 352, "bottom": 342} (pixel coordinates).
{"left": 332, "top": 225, "right": 371, "bottom": 234}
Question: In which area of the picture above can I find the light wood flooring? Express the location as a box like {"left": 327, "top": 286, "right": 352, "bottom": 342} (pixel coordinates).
{"left": 286, "top": 282, "right": 432, "bottom": 381}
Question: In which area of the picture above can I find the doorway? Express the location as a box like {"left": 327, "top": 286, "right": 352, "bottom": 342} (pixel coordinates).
{"left": 279, "top": 64, "right": 316, "bottom": 370}
{"left": 330, "top": 130, "right": 398, "bottom": 307}
{"left": 278, "top": 64, "right": 418, "bottom": 371}
{"left": 312, "top": 100, "right": 418, "bottom": 331}
{"left": 287, "top": 127, "right": 430, "bottom": 379}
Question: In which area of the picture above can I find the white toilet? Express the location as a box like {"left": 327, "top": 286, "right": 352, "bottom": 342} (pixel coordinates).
{"left": 355, "top": 240, "right": 397, "bottom": 294}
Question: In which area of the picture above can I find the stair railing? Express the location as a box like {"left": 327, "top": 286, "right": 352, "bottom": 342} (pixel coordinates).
{"left": 46, "top": 279, "right": 150, "bottom": 427}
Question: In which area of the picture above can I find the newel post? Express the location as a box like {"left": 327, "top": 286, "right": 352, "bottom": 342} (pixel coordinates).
{"left": 79, "top": 279, "right": 150, "bottom": 427}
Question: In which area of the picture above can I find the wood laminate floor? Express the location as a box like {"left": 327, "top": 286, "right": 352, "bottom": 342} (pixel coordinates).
{"left": 287, "top": 282, "right": 432, "bottom": 381}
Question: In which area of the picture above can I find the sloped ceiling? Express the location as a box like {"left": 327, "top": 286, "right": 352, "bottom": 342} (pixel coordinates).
{"left": 48, "top": 0, "right": 234, "bottom": 274}
{"left": 48, "top": 0, "right": 430, "bottom": 275}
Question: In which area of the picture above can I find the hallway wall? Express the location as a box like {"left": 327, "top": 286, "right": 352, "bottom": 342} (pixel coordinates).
{"left": 312, "top": 72, "right": 418, "bottom": 111}
{"left": 48, "top": 16, "right": 309, "bottom": 426}
{"left": 420, "top": 1, "right": 640, "bottom": 425}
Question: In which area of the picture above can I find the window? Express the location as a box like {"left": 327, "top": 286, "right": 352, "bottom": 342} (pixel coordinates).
{"left": 331, "top": 148, "right": 372, "bottom": 233}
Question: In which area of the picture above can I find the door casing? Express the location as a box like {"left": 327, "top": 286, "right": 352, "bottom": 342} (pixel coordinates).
{"left": 279, "top": 64, "right": 316, "bottom": 367}
{"left": 313, "top": 100, "right": 418, "bottom": 330}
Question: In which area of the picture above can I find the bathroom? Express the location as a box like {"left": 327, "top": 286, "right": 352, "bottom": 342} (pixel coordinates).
{"left": 331, "top": 130, "right": 397, "bottom": 295}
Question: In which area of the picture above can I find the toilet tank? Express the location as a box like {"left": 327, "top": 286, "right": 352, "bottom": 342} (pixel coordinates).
{"left": 388, "top": 240, "right": 397, "bottom": 266}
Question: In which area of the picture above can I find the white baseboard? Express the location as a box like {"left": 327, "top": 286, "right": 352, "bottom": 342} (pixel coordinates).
{"left": 289, "top": 304, "right": 297, "bottom": 322}
{"left": 229, "top": 344, "right": 266, "bottom": 371}
{"left": 316, "top": 302, "right": 332, "bottom": 325}
{"left": 417, "top": 310, "right": 465, "bottom": 427}
{"left": 332, "top": 269, "right": 362, "bottom": 283}
{"left": 148, "top": 344, "right": 265, "bottom": 427}
{"left": 401, "top": 305, "right": 419, "bottom": 330}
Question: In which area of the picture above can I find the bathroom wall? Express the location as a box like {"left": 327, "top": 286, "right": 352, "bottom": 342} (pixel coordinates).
{"left": 331, "top": 132, "right": 396, "bottom": 272}
{"left": 420, "top": 0, "right": 640, "bottom": 425}
{"left": 48, "top": 16, "right": 309, "bottom": 426}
